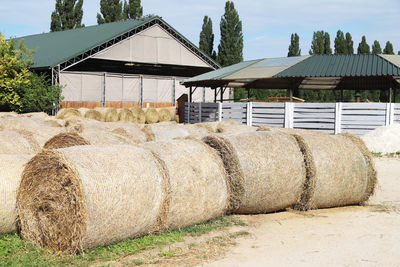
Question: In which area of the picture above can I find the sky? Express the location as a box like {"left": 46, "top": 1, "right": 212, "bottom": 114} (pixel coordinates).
{"left": 1, "top": 0, "right": 399, "bottom": 60}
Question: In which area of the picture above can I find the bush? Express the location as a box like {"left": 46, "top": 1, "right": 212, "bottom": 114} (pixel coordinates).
{"left": 0, "top": 33, "right": 62, "bottom": 113}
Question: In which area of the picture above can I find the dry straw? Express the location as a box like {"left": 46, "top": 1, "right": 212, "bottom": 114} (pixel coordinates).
{"left": 17, "top": 146, "right": 165, "bottom": 253}
{"left": 56, "top": 109, "right": 81, "bottom": 119}
{"left": 84, "top": 110, "right": 102, "bottom": 121}
{"left": 43, "top": 133, "right": 90, "bottom": 149}
{"left": 142, "top": 139, "right": 228, "bottom": 229}
{"left": 95, "top": 108, "right": 119, "bottom": 122}
{"left": 0, "top": 154, "right": 32, "bottom": 234}
{"left": 130, "top": 107, "right": 146, "bottom": 124}
{"left": 145, "top": 108, "right": 159, "bottom": 124}
{"left": 118, "top": 108, "right": 135, "bottom": 122}
{"left": 203, "top": 131, "right": 305, "bottom": 214}
{"left": 157, "top": 109, "right": 172, "bottom": 122}
{"left": 140, "top": 122, "right": 210, "bottom": 142}
{"left": 0, "top": 131, "right": 36, "bottom": 154}
{"left": 278, "top": 128, "right": 375, "bottom": 209}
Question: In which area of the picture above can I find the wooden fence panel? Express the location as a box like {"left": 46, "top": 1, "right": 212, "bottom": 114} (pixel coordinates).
{"left": 221, "top": 103, "right": 247, "bottom": 124}
{"left": 251, "top": 102, "right": 285, "bottom": 127}
{"left": 293, "top": 103, "right": 335, "bottom": 134}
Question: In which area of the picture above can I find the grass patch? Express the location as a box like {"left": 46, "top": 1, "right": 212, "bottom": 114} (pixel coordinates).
{"left": 0, "top": 216, "right": 245, "bottom": 267}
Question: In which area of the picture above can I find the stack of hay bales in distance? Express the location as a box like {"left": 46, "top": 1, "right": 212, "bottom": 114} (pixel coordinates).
{"left": 130, "top": 107, "right": 146, "bottom": 124}
{"left": 145, "top": 108, "right": 159, "bottom": 124}
{"left": 95, "top": 108, "right": 119, "bottom": 122}
{"left": 118, "top": 108, "right": 135, "bottom": 122}
{"left": 157, "top": 108, "right": 172, "bottom": 122}
{"left": 0, "top": 154, "right": 33, "bottom": 234}
{"left": 203, "top": 131, "right": 305, "bottom": 213}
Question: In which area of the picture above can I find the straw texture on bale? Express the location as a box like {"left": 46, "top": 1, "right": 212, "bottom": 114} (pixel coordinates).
{"left": 57, "top": 109, "right": 81, "bottom": 119}
{"left": 43, "top": 133, "right": 90, "bottom": 149}
{"left": 157, "top": 109, "right": 172, "bottom": 122}
{"left": 142, "top": 139, "right": 228, "bottom": 229}
{"left": 204, "top": 131, "right": 306, "bottom": 214}
{"left": 0, "top": 112, "right": 18, "bottom": 118}
{"left": 216, "top": 123, "right": 257, "bottom": 134}
{"left": 83, "top": 109, "right": 102, "bottom": 121}
{"left": 95, "top": 108, "right": 119, "bottom": 122}
{"left": 0, "top": 154, "right": 32, "bottom": 234}
{"left": 81, "top": 130, "right": 136, "bottom": 145}
{"left": 78, "top": 108, "right": 90, "bottom": 117}
{"left": 118, "top": 108, "right": 135, "bottom": 122}
{"left": 17, "top": 146, "right": 165, "bottom": 253}
{"left": 130, "top": 107, "right": 146, "bottom": 124}
{"left": 278, "top": 128, "right": 374, "bottom": 209}
{"left": 20, "top": 112, "right": 49, "bottom": 119}
{"left": 82, "top": 121, "right": 147, "bottom": 143}
{"left": 0, "top": 131, "right": 35, "bottom": 154}
{"left": 145, "top": 108, "right": 159, "bottom": 124}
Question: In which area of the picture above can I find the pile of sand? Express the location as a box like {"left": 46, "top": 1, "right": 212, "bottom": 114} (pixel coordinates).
{"left": 361, "top": 124, "right": 400, "bottom": 154}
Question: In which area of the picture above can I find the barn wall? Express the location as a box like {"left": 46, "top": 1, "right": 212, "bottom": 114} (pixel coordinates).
{"left": 59, "top": 71, "right": 220, "bottom": 108}
{"left": 92, "top": 25, "right": 210, "bottom": 68}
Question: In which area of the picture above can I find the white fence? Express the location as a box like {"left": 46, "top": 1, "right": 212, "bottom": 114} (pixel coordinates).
{"left": 185, "top": 102, "right": 399, "bottom": 135}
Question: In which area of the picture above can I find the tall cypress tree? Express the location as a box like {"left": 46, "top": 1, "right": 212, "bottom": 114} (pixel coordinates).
{"left": 217, "top": 1, "right": 243, "bottom": 67}
{"left": 50, "top": 0, "right": 84, "bottom": 32}
{"left": 334, "top": 30, "right": 347, "bottom": 54}
{"left": 324, "top": 32, "right": 332, "bottom": 55}
{"left": 357, "top": 36, "right": 370, "bottom": 54}
{"left": 123, "top": 0, "right": 143, "bottom": 20}
{"left": 97, "top": 0, "right": 123, "bottom": 24}
{"left": 371, "top": 40, "right": 382, "bottom": 54}
{"left": 309, "top": 31, "right": 324, "bottom": 54}
{"left": 199, "top": 16, "right": 216, "bottom": 60}
{"left": 383, "top": 41, "right": 394, "bottom": 54}
{"left": 288, "top": 33, "right": 301, "bottom": 57}
{"left": 345, "top": 32, "right": 354, "bottom": 54}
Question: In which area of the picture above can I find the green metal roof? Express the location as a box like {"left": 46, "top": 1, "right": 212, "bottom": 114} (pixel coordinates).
{"left": 275, "top": 54, "right": 400, "bottom": 78}
{"left": 13, "top": 16, "right": 218, "bottom": 69}
{"left": 183, "top": 59, "right": 263, "bottom": 83}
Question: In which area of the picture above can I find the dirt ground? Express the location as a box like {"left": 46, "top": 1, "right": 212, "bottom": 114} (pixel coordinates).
{"left": 111, "top": 158, "right": 400, "bottom": 266}
{"left": 202, "top": 158, "right": 400, "bottom": 267}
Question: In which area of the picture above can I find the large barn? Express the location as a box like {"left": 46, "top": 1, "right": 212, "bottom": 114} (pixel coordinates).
{"left": 16, "top": 16, "right": 227, "bottom": 108}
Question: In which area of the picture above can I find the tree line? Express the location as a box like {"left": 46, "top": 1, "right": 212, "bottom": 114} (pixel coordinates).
{"left": 50, "top": 0, "right": 143, "bottom": 32}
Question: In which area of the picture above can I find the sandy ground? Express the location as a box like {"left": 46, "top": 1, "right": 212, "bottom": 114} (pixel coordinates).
{"left": 202, "top": 158, "right": 400, "bottom": 267}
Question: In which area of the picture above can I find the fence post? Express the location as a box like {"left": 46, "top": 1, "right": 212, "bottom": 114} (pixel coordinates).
{"left": 385, "top": 103, "right": 391, "bottom": 126}
{"left": 284, "top": 102, "right": 294, "bottom": 128}
{"left": 334, "top": 102, "right": 342, "bottom": 134}
{"left": 199, "top": 102, "right": 202, "bottom": 123}
{"left": 389, "top": 103, "right": 395, "bottom": 125}
{"left": 187, "top": 102, "right": 191, "bottom": 124}
{"left": 246, "top": 102, "right": 253, "bottom": 126}
{"left": 218, "top": 102, "right": 222, "bottom": 122}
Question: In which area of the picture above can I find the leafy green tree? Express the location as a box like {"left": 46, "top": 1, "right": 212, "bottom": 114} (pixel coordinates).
{"left": 0, "top": 35, "right": 32, "bottom": 110}
{"left": 324, "top": 32, "right": 332, "bottom": 55}
{"left": 199, "top": 16, "right": 216, "bottom": 60}
{"left": 123, "top": 0, "right": 142, "bottom": 19}
{"left": 371, "top": 40, "right": 382, "bottom": 54}
{"left": 345, "top": 32, "right": 354, "bottom": 54}
{"left": 51, "top": 0, "right": 84, "bottom": 32}
{"left": 357, "top": 36, "right": 370, "bottom": 54}
{"left": 97, "top": 0, "right": 123, "bottom": 24}
{"left": 334, "top": 30, "right": 347, "bottom": 54}
{"left": 0, "top": 34, "right": 63, "bottom": 113}
{"left": 309, "top": 31, "right": 324, "bottom": 55}
{"left": 217, "top": 1, "right": 243, "bottom": 67}
{"left": 288, "top": 33, "right": 301, "bottom": 57}
{"left": 383, "top": 41, "right": 394, "bottom": 54}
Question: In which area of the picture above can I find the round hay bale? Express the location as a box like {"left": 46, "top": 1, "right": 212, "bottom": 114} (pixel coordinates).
{"left": 145, "top": 108, "right": 159, "bottom": 124}
{"left": 278, "top": 128, "right": 375, "bottom": 210}
{"left": 118, "top": 108, "right": 135, "bottom": 122}
{"left": 0, "top": 112, "right": 18, "bottom": 118}
{"left": 142, "top": 139, "right": 228, "bottom": 229}
{"left": 130, "top": 107, "right": 146, "bottom": 124}
{"left": 158, "top": 109, "right": 172, "bottom": 122}
{"left": 20, "top": 112, "right": 50, "bottom": 119}
{"left": 83, "top": 109, "right": 102, "bottom": 121}
{"left": 0, "top": 154, "right": 32, "bottom": 234}
{"left": 0, "top": 131, "right": 35, "bottom": 154}
{"left": 82, "top": 121, "right": 147, "bottom": 143}
{"left": 203, "top": 131, "right": 305, "bottom": 214}
{"left": 17, "top": 146, "right": 165, "bottom": 253}
{"left": 140, "top": 122, "right": 209, "bottom": 142}
{"left": 95, "top": 108, "right": 119, "bottom": 122}
{"left": 78, "top": 108, "right": 90, "bottom": 117}
{"left": 43, "top": 133, "right": 90, "bottom": 149}
{"left": 56, "top": 109, "right": 81, "bottom": 119}
{"left": 216, "top": 123, "right": 257, "bottom": 134}
{"left": 81, "top": 129, "right": 135, "bottom": 145}
{"left": 196, "top": 122, "right": 220, "bottom": 133}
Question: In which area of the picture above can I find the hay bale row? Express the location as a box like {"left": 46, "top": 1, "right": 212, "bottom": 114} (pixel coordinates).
{"left": 17, "top": 140, "right": 228, "bottom": 253}
{"left": 0, "top": 154, "right": 32, "bottom": 234}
